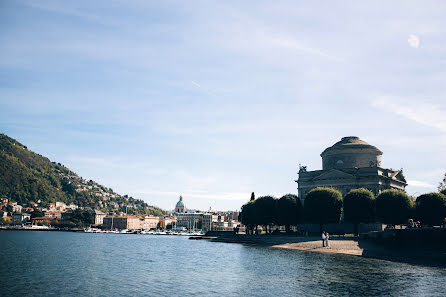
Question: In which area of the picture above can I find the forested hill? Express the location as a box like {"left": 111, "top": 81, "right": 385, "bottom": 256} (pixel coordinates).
{"left": 0, "top": 133, "right": 166, "bottom": 216}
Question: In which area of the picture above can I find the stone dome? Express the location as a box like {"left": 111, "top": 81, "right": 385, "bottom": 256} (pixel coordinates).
{"left": 320, "top": 136, "right": 382, "bottom": 170}
{"left": 176, "top": 196, "right": 184, "bottom": 208}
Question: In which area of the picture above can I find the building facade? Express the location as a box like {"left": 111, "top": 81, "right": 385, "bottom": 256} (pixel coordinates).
{"left": 94, "top": 210, "right": 106, "bottom": 225}
{"left": 176, "top": 213, "right": 203, "bottom": 230}
{"left": 297, "top": 136, "right": 407, "bottom": 200}
{"left": 159, "top": 216, "right": 177, "bottom": 229}
{"left": 103, "top": 216, "right": 140, "bottom": 230}
{"left": 12, "top": 213, "right": 31, "bottom": 225}
{"left": 141, "top": 215, "right": 160, "bottom": 230}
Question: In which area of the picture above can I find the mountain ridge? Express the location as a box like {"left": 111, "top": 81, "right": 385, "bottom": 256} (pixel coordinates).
{"left": 0, "top": 133, "right": 166, "bottom": 216}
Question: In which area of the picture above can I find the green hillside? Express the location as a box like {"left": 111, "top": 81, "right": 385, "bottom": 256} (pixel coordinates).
{"left": 0, "top": 133, "right": 166, "bottom": 216}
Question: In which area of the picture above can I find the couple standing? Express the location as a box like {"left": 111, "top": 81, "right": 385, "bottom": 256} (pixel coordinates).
{"left": 321, "top": 231, "right": 329, "bottom": 247}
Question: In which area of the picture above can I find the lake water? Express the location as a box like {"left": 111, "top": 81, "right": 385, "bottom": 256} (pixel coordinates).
{"left": 1, "top": 231, "right": 445, "bottom": 296}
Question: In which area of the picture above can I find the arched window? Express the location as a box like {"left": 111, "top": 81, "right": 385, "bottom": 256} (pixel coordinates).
{"left": 336, "top": 160, "right": 344, "bottom": 168}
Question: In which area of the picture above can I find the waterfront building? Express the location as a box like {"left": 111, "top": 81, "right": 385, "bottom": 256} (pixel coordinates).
{"left": 103, "top": 216, "right": 140, "bottom": 230}
{"left": 44, "top": 211, "right": 62, "bottom": 219}
{"left": 93, "top": 209, "right": 106, "bottom": 225}
{"left": 296, "top": 136, "right": 407, "bottom": 200}
{"left": 174, "top": 196, "right": 186, "bottom": 213}
{"left": 175, "top": 212, "right": 203, "bottom": 230}
{"left": 202, "top": 214, "right": 219, "bottom": 232}
{"left": 140, "top": 215, "right": 160, "bottom": 230}
{"left": 159, "top": 216, "right": 177, "bottom": 229}
{"left": 31, "top": 216, "right": 56, "bottom": 225}
{"left": 12, "top": 212, "right": 31, "bottom": 225}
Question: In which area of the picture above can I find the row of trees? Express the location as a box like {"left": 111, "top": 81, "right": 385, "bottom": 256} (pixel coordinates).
{"left": 240, "top": 188, "right": 446, "bottom": 235}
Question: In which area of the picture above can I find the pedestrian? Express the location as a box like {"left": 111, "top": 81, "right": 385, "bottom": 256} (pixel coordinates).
{"left": 321, "top": 231, "right": 326, "bottom": 247}
{"left": 325, "top": 232, "right": 330, "bottom": 247}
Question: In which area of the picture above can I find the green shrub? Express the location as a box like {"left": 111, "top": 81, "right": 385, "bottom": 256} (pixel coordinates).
{"left": 376, "top": 189, "right": 413, "bottom": 225}
{"left": 415, "top": 192, "right": 446, "bottom": 226}
{"left": 304, "top": 187, "right": 342, "bottom": 227}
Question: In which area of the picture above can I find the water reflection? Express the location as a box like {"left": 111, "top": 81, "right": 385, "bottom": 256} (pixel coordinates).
{"left": 0, "top": 232, "right": 445, "bottom": 297}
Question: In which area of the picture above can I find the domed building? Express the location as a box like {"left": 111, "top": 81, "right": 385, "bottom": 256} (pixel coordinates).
{"left": 296, "top": 136, "right": 407, "bottom": 200}
{"left": 174, "top": 196, "right": 186, "bottom": 213}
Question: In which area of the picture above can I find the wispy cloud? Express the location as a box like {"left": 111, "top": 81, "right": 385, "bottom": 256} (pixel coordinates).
{"left": 371, "top": 96, "right": 446, "bottom": 133}
{"left": 407, "top": 180, "right": 435, "bottom": 188}
{"left": 20, "top": 0, "right": 117, "bottom": 27}
{"left": 270, "top": 37, "right": 332, "bottom": 58}
{"left": 408, "top": 34, "right": 420, "bottom": 48}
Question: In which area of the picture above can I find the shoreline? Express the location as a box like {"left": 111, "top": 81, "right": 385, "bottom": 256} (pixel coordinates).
{"left": 200, "top": 234, "right": 446, "bottom": 269}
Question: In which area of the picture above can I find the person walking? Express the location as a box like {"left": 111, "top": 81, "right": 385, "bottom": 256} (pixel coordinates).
{"left": 321, "top": 231, "right": 326, "bottom": 247}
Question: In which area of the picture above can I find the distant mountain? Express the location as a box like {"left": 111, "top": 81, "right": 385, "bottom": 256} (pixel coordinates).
{"left": 0, "top": 133, "right": 166, "bottom": 216}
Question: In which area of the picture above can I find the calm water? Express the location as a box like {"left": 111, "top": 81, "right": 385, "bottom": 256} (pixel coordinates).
{"left": 0, "top": 231, "right": 445, "bottom": 297}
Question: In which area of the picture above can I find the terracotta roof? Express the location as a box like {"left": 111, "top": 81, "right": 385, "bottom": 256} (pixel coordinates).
{"left": 104, "top": 215, "right": 138, "bottom": 219}
{"left": 32, "top": 217, "right": 56, "bottom": 220}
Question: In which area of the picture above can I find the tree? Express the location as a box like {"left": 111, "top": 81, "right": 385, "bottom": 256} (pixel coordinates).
{"left": 0, "top": 217, "right": 11, "bottom": 225}
{"left": 304, "top": 187, "right": 342, "bottom": 232}
{"left": 376, "top": 189, "right": 413, "bottom": 227}
{"left": 240, "top": 201, "right": 256, "bottom": 234}
{"left": 343, "top": 188, "right": 375, "bottom": 235}
{"left": 253, "top": 196, "right": 277, "bottom": 233}
{"left": 276, "top": 194, "right": 303, "bottom": 233}
{"left": 415, "top": 192, "right": 446, "bottom": 226}
{"left": 31, "top": 210, "right": 44, "bottom": 218}
{"left": 250, "top": 192, "right": 255, "bottom": 201}
{"left": 66, "top": 209, "right": 94, "bottom": 226}
{"left": 438, "top": 173, "right": 446, "bottom": 193}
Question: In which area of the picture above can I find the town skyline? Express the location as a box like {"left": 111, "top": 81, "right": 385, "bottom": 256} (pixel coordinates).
{"left": 1, "top": 1, "right": 446, "bottom": 210}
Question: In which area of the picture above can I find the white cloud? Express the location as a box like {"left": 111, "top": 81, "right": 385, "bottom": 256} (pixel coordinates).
{"left": 408, "top": 34, "right": 420, "bottom": 48}
{"left": 371, "top": 96, "right": 446, "bottom": 133}
{"left": 407, "top": 180, "right": 435, "bottom": 188}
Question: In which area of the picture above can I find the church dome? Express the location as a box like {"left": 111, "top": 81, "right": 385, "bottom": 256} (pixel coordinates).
{"left": 321, "top": 136, "right": 382, "bottom": 170}
{"left": 175, "top": 196, "right": 186, "bottom": 213}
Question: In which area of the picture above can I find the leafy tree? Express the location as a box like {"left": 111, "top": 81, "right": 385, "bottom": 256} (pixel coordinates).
{"left": 438, "top": 173, "right": 446, "bottom": 193}
{"left": 253, "top": 196, "right": 277, "bottom": 233}
{"left": 66, "top": 209, "right": 94, "bottom": 226}
{"left": 240, "top": 201, "right": 256, "bottom": 234}
{"left": 31, "top": 210, "right": 44, "bottom": 218}
{"left": 276, "top": 194, "right": 303, "bottom": 233}
{"left": 0, "top": 217, "right": 11, "bottom": 225}
{"left": 343, "top": 188, "right": 375, "bottom": 235}
{"left": 304, "top": 187, "right": 342, "bottom": 232}
{"left": 376, "top": 189, "right": 413, "bottom": 227}
{"left": 415, "top": 192, "right": 446, "bottom": 226}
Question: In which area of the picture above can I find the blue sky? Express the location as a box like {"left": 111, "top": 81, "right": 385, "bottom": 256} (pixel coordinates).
{"left": 1, "top": 1, "right": 446, "bottom": 211}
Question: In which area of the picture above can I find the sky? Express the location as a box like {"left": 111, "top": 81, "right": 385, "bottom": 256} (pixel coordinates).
{"left": 1, "top": 1, "right": 446, "bottom": 211}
